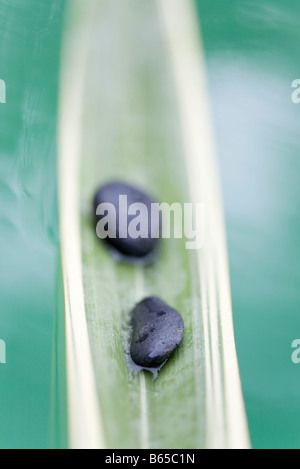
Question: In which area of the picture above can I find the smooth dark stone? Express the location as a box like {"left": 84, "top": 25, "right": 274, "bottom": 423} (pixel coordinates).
{"left": 94, "top": 181, "right": 160, "bottom": 264}
{"left": 130, "top": 297, "right": 184, "bottom": 368}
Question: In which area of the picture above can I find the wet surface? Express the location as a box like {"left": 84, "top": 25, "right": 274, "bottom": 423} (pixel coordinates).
{"left": 130, "top": 297, "right": 184, "bottom": 369}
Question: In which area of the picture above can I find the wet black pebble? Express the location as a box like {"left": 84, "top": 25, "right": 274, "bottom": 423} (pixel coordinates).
{"left": 130, "top": 297, "right": 184, "bottom": 368}
{"left": 94, "top": 181, "right": 160, "bottom": 264}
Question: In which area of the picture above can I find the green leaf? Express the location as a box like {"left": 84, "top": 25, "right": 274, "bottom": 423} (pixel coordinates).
{"left": 57, "top": 0, "right": 250, "bottom": 449}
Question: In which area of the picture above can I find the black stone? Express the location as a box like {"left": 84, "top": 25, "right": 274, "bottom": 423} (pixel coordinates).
{"left": 94, "top": 181, "right": 160, "bottom": 264}
{"left": 130, "top": 297, "right": 184, "bottom": 368}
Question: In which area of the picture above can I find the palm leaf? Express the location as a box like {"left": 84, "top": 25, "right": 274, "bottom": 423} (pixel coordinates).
{"left": 57, "top": 0, "right": 250, "bottom": 449}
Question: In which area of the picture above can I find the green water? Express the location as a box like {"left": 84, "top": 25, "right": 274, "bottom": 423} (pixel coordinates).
{"left": 0, "top": 0, "right": 299, "bottom": 449}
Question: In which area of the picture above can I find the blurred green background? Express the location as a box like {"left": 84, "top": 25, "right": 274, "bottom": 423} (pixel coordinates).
{"left": 0, "top": 0, "right": 299, "bottom": 449}
{"left": 0, "top": 0, "right": 65, "bottom": 448}
{"left": 196, "top": 0, "right": 300, "bottom": 449}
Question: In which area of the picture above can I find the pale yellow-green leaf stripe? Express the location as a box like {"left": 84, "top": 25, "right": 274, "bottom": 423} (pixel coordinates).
{"left": 157, "top": 0, "right": 250, "bottom": 449}
{"left": 58, "top": 0, "right": 104, "bottom": 449}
